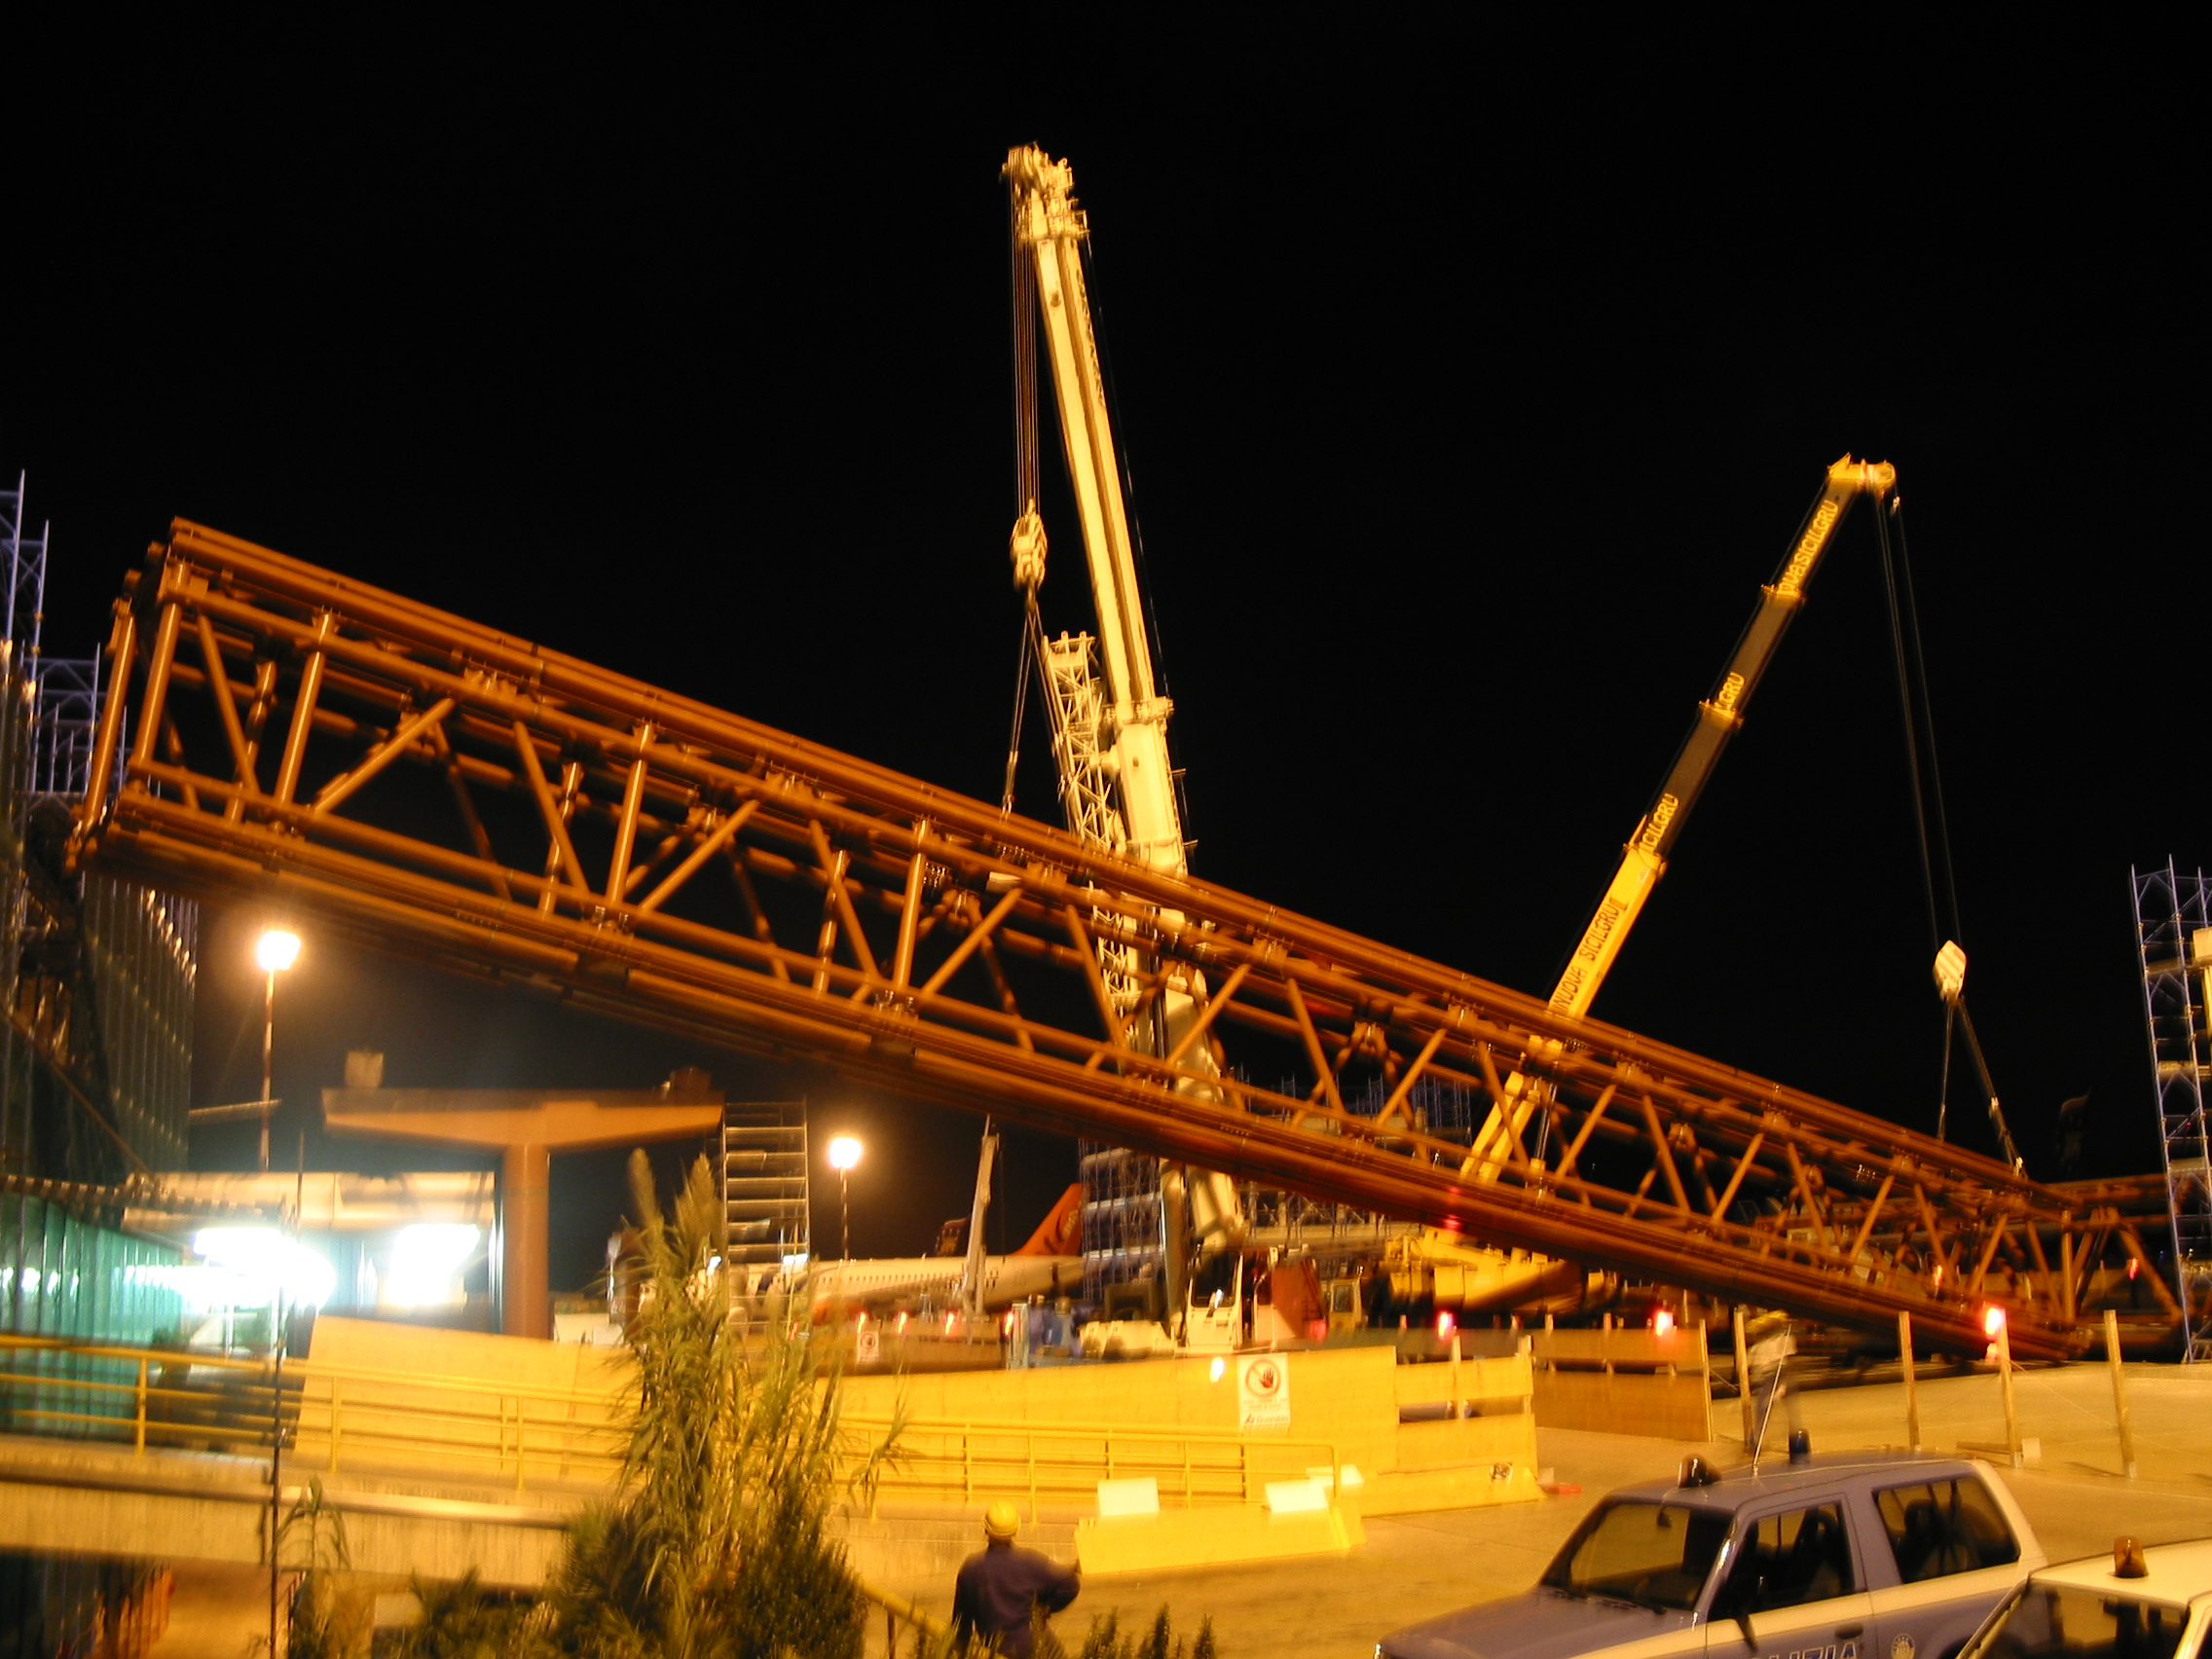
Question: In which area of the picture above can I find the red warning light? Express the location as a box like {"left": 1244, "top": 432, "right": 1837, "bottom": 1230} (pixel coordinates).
{"left": 1653, "top": 1309, "right": 1676, "bottom": 1338}
{"left": 1982, "top": 1306, "right": 2007, "bottom": 1337}
{"left": 2128, "top": 1257, "right": 2141, "bottom": 1280}
{"left": 1435, "top": 1310, "right": 1456, "bottom": 1340}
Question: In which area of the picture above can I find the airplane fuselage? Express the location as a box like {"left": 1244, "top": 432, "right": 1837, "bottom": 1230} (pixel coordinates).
{"left": 807, "top": 1253, "right": 1080, "bottom": 1313}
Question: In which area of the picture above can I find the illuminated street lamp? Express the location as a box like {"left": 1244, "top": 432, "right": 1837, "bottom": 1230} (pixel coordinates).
{"left": 827, "top": 1134, "right": 863, "bottom": 1264}
{"left": 249, "top": 923, "right": 301, "bottom": 1657}
{"left": 254, "top": 929, "right": 301, "bottom": 1172}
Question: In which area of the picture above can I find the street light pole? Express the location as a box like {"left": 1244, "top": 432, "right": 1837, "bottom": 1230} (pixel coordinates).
{"left": 827, "top": 1135, "right": 863, "bottom": 1265}
{"left": 260, "top": 967, "right": 276, "bottom": 1173}
{"left": 250, "top": 926, "right": 300, "bottom": 1652}
{"left": 254, "top": 930, "right": 301, "bottom": 1174}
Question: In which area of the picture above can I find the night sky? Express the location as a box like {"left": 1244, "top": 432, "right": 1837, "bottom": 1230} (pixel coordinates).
{"left": 5, "top": 74, "right": 2200, "bottom": 1294}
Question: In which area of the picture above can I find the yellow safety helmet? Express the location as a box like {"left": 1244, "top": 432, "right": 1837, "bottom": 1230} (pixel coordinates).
{"left": 983, "top": 1500, "right": 1020, "bottom": 1540}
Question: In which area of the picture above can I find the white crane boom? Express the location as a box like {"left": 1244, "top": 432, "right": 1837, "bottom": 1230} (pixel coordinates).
{"left": 1006, "top": 145, "right": 1184, "bottom": 878}
{"left": 1005, "top": 146, "right": 1245, "bottom": 1293}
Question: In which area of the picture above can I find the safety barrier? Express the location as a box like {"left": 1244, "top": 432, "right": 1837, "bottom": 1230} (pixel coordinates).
{"left": 846, "top": 1413, "right": 1343, "bottom": 1520}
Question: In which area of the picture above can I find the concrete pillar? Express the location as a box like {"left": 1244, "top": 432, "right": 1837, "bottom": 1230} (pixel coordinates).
{"left": 503, "top": 1143, "right": 552, "bottom": 1341}
{"left": 320, "top": 1083, "right": 724, "bottom": 1346}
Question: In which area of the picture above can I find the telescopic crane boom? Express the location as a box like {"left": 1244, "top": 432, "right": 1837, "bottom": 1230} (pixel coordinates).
{"left": 1005, "top": 145, "right": 1184, "bottom": 879}
{"left": 1005, "top": 146, "right": 1245, "bottom": 1284}
{"left": 1468, "top": 457, "right": 1896, "bottom": 1177}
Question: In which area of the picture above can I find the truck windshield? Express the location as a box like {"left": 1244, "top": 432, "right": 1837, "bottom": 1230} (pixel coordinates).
{"left": 1540, "top": 1501, "right": 1731, "bottom": 1612}
{"left": 1968, "top": 1582, "right": 2190, "bottom": 1659}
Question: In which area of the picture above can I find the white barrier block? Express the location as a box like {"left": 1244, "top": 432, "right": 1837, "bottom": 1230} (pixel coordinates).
{"left": 1266, "top": 1478, "right": 1330, "bottom": 1513}
{"left": 1096, "top": 1476, "right": 1161, "bottom": 1517}
{"left": 1305, "top": 1463, "right": 1364, "bottom": 1491}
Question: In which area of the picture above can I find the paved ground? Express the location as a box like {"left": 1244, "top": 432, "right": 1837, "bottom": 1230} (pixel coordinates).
{"left": 151, "top": 1563, "right": 268, "bottom": 1659}
{"left": 134, "top": 1362, "right": 2212, "bottom": 1657}
{"left": 867, "top": 1363, "right": 2212, "bottom": 1658}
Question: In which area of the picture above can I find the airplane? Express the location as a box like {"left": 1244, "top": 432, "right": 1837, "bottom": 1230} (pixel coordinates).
{"left": 805, "top": 1181, "right": 1083, "bottom": 1316}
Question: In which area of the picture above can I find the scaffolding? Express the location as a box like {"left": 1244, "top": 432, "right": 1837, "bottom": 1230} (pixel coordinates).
{"left": 720, "top": 1100, "right": 810, "bottom": 1279}
{"left": 1079, "top": 1142, "right": 1162, "bottom": 1302}
{"left": 1080, "top": 1074, "right": 1477, "bottom": 1301}
{"left": 27, "top": 650, "right": 107, "bottom": 802}
{"left": 3, "top": 473, "right": 46, "bottom": 669}
{"left": 2, "top": 473, "right": 196, "bottom": 1184}
{"left": 2132, "top": 862, "right": 2212, "bottom": 1361}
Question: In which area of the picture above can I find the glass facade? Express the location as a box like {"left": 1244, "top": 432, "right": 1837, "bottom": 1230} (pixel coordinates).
{"left": 1, "top": 1194, "right": 183, "bottom": 1345}
{"left": 0, "top": 1195, "right": 184, "bottom": 1449}
{"left": 2, "top": 487, "right": 202, "bottom": 1655}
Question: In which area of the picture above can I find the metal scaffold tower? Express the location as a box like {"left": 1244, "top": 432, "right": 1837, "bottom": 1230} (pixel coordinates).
{"left": 3, "top": 474, "right": 48, "bottom": 1175}
{"left": 4, "top": 472, "right": 48, "bottom": 665}
{"left": 2132, "top": 862, "right": 2212, "bottom": 1360}
{"left": 4, "top": 474, "right": 121, "bottom": 803}
{"left": 719, "top": 1101, "right": 810, "bottom": 1280}
{"left": 3, "top": 473, "right": 196, "bottom": 1183}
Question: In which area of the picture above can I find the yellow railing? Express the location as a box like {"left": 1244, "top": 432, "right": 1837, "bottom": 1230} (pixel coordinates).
{"left": 0, "top": 1333, "right": 625, "bottom": 1493}
{"left": 2, "top": 1334, "right": 1341, "bottom": 1518}
{"left": 847, "top": 1413, "right": 1344, "bottom": 1521}
{"left": 860, "top": 1581, "right": 948, "bottom": 1652}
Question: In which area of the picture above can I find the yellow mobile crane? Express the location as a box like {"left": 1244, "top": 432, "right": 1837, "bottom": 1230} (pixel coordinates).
{"left": 1005, "top": 150, "right": 1897, "bottom": 1326}
{"left": 1378, "top": 460, "right": 1897, "bottom": 1316}
{"left": 1465, "top": 457, "right": 1897, "bottom": 1177}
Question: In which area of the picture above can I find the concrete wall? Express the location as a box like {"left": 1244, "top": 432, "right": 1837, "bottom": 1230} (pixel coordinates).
{"left": 844, "top": 1344, "right": 1541, "bottom": 1494}
{"left": 307, "top": 1316, "right": 627, "bottom": 1394}
{"left": 843, "top": 1346, "right": 1399, "bottom": 1474}
{"left": 0, "top": 1433, "right": 571, "bottom": 1588}
{"left": 293, "top": 1316, "right": 627, "bottom": 1490}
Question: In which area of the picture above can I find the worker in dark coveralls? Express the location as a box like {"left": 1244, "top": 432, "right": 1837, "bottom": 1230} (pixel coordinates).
{"left": 951, "top": 1500, "right": 1080, "bottom": 1655}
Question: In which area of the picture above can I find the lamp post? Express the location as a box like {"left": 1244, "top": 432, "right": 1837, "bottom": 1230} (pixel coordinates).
{"left": 254, "top": 929, "right": 301, "bottom": 1173}
{"left": 251, "top": 924, "right": 299, "bottom": 1659}
{"left": 827, "top": 1135, "right": 863, "bottom": 1264}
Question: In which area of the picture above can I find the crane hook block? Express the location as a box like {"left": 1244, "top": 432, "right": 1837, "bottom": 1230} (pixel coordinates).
{"left": 1010, "top": 507, "right": 1049, "bottom": 591}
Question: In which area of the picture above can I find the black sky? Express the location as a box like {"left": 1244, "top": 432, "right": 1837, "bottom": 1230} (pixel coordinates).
{"left": 4, "top": 61, "right": 2201, "bottom": 1291}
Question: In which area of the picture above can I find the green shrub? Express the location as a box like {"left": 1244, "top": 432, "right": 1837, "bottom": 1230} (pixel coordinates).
{"left": 1072, "top": 1605, "right": 1216, "bottom": 1659}
{"left": 375, "top": 1571, "right": 532, "bottom": 1659}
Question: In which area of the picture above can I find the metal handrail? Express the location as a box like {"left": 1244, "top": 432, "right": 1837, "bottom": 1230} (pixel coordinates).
{"left": 0, "top": 1332, "right": 629, "bottom": 1405}
{"left": 0, "top": 1333, "right": 626, "bottom": 1491}
{"left": 860, "top": 1581, "right": 949, "bottom": 1651}
{"left": 3, "top": 1335, "right": 1343, "bottom": 1515}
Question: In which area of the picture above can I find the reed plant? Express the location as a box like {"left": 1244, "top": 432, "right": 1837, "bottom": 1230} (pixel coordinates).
{"left": 515, "top": 1151, "right": 896, "bottom": 1658}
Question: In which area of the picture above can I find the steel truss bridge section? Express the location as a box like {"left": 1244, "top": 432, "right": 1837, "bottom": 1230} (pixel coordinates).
{"left": 73, "top": 522, "right": 2165, "bottom": 1361}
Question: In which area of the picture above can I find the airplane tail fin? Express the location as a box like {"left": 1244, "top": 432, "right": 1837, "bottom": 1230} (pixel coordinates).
{"left": 1014, "top": 1183, "right": 1085, "bottom": 1256}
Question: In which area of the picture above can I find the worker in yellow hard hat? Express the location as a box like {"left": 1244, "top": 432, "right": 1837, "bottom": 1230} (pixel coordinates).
{"left": 950, "top": 1499, "right": 1080, "bottom": 1656}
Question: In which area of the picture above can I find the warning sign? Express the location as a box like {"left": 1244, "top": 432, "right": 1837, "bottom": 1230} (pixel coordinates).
{"left": 1236, "top": 1354, "right": 1291, "bottom": 1428}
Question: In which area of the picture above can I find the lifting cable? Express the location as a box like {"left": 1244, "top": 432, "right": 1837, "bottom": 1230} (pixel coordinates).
{"left": 1876, "top": 492, "right": 1971, "bottom": 1142}
{"left": 1002, "top": 190, "right": 1044, "bottom": 818}
{"left": 1875, "top": 493, "right": 1962, "bottom": 955}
